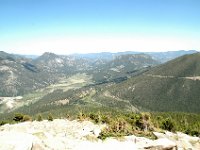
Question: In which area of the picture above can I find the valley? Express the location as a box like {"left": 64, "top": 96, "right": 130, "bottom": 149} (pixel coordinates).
{"left": 0, "top": 50, "right": 200, "bottom": 117}
{"left": 0, "top": 73, "right": 93, "bottom": 113}
{"left": 1, "top": 51, "right": 200, "bottom": 117}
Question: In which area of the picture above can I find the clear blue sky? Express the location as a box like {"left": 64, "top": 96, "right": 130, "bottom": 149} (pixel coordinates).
{"left": 0, "top": 0, "right": 200, "bottom": 54}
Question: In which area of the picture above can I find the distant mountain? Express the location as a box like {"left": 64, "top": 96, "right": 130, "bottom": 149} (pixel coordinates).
{"left": 0, "top": 51, "right": 61, "bottom": 96}
{"left": 0, "top": 52, "right": 160, "bottom": 114}
{"left": 32, "top": 52, "right": 94, "bottom": 75}
{"left": 0, "top": 50, "right": 198, "bottom": 101}
{"left": 88, "top": 53, "right": 159, "bottom": 82}
{"left": 0, "top": 51, "right": 159, "bottom": 97}
{"left": 32, "top": 53, "right": 158, "bottom": 83}
{"left": 19, "top": 55, "right": 39, "bottom": 59}
{"left": 72, "top": 50, "right": 198, "bottom": 62}
{"left": 2, "top": 52, "right": 200, "bottom": 116}
{"left": 72, "top": 52, "right": 116, "bottom": 60}
{"left": 104, "top": 53, "right": 200, "bottom": 113}
{"left": 72, "top": 51, "right": 140, "bottom": 60}
{"left": 147, "top": 50, "right": 198, "bottom": 62}
{"left": 1, "top": 53, "right": 158, "bottom": 114}
{"left": 0, "top": 52, "right": 91, "bottom": 96}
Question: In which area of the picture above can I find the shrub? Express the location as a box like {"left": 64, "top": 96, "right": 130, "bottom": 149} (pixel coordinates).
{"left": 134, "top": 114, "right": 148, "bottom": 130}
{"left": 0, "top": 120, "right": 8, "bottom": 126}
{"left": 22, "top": 115, "right": 32, "bottom": 122}
{"left": 77, "top": 111, "right": 87, "bottom": 121}
{"left": 66, "top": 114, "right": 70, "bottom": 119}
{"left": 161, "top": 118, "right": 175, "bottom": 131}
{"left": 185, "top": 128, "right": 200, "bottom": 136}
{"left": 13, "top": 113, "right": 24, "bottom": 122}
{"left": 141, "top": 113, "right": 152, "bottom": 131}
{"left": 113, "top": 118, "right": 128, "bottom": 133}
{"left": 89, "top": 113, "right": 98, "bottom": 122}
{"left": 37, "top": 114, "right": 43, "bottom": 121}
{"left": 101, "top": 114, "right": 111, "bottom": 124}
{"left": 48, "top": 113, "right": 53, "bottom": 121}
{"left": 89, "top": 112, "right": 102, "bottom": 123}
{"left": 142, "top": 112, "right": 151, "bottom": 121}
{"left": 98, "top": 117, "right": 132, "bottom": 140}
{"left": 152, "top": 115, "right": 163, "bottom": 128}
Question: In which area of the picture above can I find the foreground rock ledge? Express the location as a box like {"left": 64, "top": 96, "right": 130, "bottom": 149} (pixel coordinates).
{"left": 0, "top": 119, "right": 199, "bottom": 150}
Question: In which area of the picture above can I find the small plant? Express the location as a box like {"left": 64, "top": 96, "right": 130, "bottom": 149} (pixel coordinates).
{"left": 22, "top": 115, "right": 32, "bottom": 122}
{"left": 37, "top": 114, "right": 43, "bottom": 121}
{"left": 98, "top": 116, "right": 132, "bottom": 140}
{"left": 13, "top": 113, "right": 24, "bottom": 122}
{"left": 89, "top": 113, "right": 96, "bottom": 121}
{"left": 185, "top": 128, "right": 199, "bottom": 136}
{"left": 77, "top": 111, "right": 87, "bottom": 121}
{"left": 135, "top": 114, "right": 144, "bottom": 130}
{"left": 101, "top": 114, "right": 110, "bottom": 124}
{"left": 48, "top": 113, "right": 53, "bottom": 121}
{"left": 141, "top": 113, "right": 151, "bottom": 131}
{"left": 66, "top": 114, "right": 70, "bottom": 119}
{"left": 161, "top": 118, "right": 175, "bottom": 131}
{"left": 89, "top": 112, "right": 101, "bottom": 123}
{"left": 13, "top": 113, "right": 32, "bottom": 122}
{"left": 0, "top": 120, "right": 8, "bottom": 126}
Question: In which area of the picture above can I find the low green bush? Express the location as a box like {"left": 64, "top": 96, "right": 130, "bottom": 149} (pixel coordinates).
{"left": 0, "top": 120, "right": 9, "bottom": 126}
{"left": 47, "top": 113, "right": 53, "bottom": 121}
{"left": 161, "top": 118, "right": 175, "bottom": 131}
{"left": 22, "top": 115, "right": 32, "bottom": 121}
{"left": 37, "top": 114, "right": 43, "bottom": 121}
{"left": 77, "top": 111, "right": 87, "bottom": 121}
{"left": 13, "top": 113, "right": 24, "bottom": 122}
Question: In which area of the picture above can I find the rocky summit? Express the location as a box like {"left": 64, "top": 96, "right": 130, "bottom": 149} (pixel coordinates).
{"left": 0, "top": 119, "right": 199, "bottom": 150}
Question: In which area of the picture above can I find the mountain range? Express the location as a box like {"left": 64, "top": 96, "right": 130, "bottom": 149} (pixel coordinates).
{"left": 0, "top": 50, "right": 199, "bottom": 117}
{"left": 71, "top": 50, "right": 197, "bottom": 62}
{"left": 105, "top": 53, "right": 200, "bottom": 112}
{"left": 0, "top": 51, "right": 160, "bottom": 96}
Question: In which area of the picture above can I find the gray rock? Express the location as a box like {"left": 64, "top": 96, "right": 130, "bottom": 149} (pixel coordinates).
{"left": 153, "top": 132, "right": 166, "bottom": 139}
{"left": 145, "top": 138, "right": 177, "bottom": 150}
{"left": 0, "top": 131, "right": 34, "bottom": 150}
{"left": 0, "top": 119, "right": 199, "bottom": 150}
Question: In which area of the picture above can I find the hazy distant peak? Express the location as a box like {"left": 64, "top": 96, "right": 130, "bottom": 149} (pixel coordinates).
{"left": 0, "top": 51, "right": 16, "bottom": 61}
{"left": 41, "top": 52, "right": 58, "bottom": 58}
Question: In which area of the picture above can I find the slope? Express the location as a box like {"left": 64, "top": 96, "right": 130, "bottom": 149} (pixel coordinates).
{"left": 0, "top": 51, "right": 51, "bottom": 96}
{"left": 88, "top": 53, "right": 159, "bottom": 82}
{"left": 106, "top": 53, "right": 200, "bottom": 112}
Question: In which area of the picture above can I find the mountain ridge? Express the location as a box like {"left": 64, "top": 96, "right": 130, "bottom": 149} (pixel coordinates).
{"left": 104, "top": 53, "right": 200, "bottom": 112}
{"left": 1, "top": 50, "right": 200, "bottom": 115}
{"left": 0, "top": 51, "right": 159, "bottom": 97}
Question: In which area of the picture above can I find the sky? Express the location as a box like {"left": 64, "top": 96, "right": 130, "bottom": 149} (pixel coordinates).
{"left": 0, "top": 0, "right": 200, "bottom": 55}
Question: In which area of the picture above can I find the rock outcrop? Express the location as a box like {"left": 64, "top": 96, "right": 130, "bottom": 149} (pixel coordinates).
{"left": 0, "top": 119, "right": 199, "bottom": 150}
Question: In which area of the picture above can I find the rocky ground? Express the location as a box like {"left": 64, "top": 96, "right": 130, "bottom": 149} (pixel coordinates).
{"left": 0, "top": 119, "right": 199, "bottom": 150}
